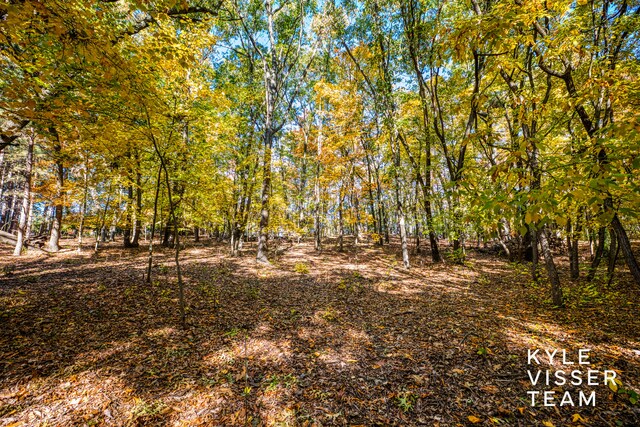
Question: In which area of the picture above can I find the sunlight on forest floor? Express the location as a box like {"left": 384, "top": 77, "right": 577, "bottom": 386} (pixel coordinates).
{"left": 1, "top": 238, "right": 639, "bottom": 426}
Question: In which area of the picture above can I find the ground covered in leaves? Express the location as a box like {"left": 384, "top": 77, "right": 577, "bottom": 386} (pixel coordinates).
{"left": 1, "top": 238, "right": 639, "bottom": 426}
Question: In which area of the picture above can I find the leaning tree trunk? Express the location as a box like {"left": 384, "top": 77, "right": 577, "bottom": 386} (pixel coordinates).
{"left": 13, "top": 135, "right": 34, "bottom": 256}
{"left": 610, "top": 213, "right": 640, "bottom": 286}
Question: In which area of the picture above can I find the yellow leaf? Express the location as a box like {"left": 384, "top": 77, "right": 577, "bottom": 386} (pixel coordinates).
{"left": 572, "top": 413, "right": 586, "bottom": 422}
{"left": 543, "top": 421, "right": 555, "bottom": 427}
{"left": 608, "top": 381, "right": 618, "bottom": 392}
{"left": 468, "top": 415, "right": 482, "bottom": 424}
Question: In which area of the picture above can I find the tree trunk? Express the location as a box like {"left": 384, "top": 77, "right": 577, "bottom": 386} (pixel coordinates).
{"left": 607, "top": 227, "right": 617, "bottom": 277}
{"left": 530, "top": 227, "right": 539, "bottom": 282}
{"left": 393, "top": 138, "right": 410, "bottom": 268}
{"left": 77, "top": 165, "right": 88, "bottom": 252}
{"left": 131, "top": 166, "right": 142, "bottom": 247}
{"left": 338, "top": 186, "right": 344, "bottom": 252}
{"left": 25, "top": 186, "right": 34, "bottom": 241}
{"left": 497, "top": 218, "right": 511, "bottom": 259}
{"left": 414, "top": 204, "right": 421, "bottom": 254}
{"left": 48, "top": 159, "right": 64, "bottom": 252}
{"left": 587, "top": 226, "right": 606, "bottom": 282}
{"left": 364, "top": 149, "right": 379, "bottom": 244}
{"left": 399, "top": 208, "right": 410, "bottom": 268}
{"left": 256, "top": 128, "right": 273, "bottom": 264}
{"left": 610, "top": 213, "right": 640, "bottom": 286}
{"left": 13, "top": 135, "right": 34, "bottom": 256}
{"left": 539, "top": 228, "right": 563, "bottom": 307}
{"left": 314, "top": 130, "right": 322, "bottom": 252}
{"left": 123, "top": 184, "right": 134, "bottom": 247}
{"left": 569, "top": 215, "right": 581, "bottom": 280}
{"left": 146, "top": 164, "right": 163, "bottom": 283}
{"left": 162, "top": 222, "right": 172, "bottom": 247}
{"left": 353, "top": 190, "right": 360, "bottom": 246}
{"left": 95, "top": 187, "right": 112, "bottom": 251}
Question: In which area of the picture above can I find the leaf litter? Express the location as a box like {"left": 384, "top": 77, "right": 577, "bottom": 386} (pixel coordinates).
{"left": 0, "top": 238, "right": 639, "bottom": 426}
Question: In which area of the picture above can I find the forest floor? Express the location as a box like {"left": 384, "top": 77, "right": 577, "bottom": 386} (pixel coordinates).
{"left": 1, "top": 237, "right": 639, "bottom": 427}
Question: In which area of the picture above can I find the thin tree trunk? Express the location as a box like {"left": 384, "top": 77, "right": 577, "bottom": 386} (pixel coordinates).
{"left": 25, "top": 185, "right": 34, "bottom": 241}
{"left": 607, "top": 227, "right": 617, "bottom": 277}
{"left": 587, "top": 226, "right": 606, "bottom": 282}
{"left": 414, "top": 198, "right": 421, "bottom": 254}
{"left": 530, "top": 227, "right": 539, "bottom": 282}
{"left": 393, "top": 137, "right": 410, "bottom": 268}
{"left": 569, "top": 214, "right": 582, "bottom": 280}
{"left": 364, "top": 148, "right": 379, "bottom": 244}
{"left": 314, "top": 129, "right": 322, "bottom": 252}
{"left": 13, "top": 135, "right": 34, "bottom": 256}
{"left": 77, "top": 165, "right": 89, "bottom": 252}
{"left": 95, "top": 186, "right": 112, "bottom": 252}
{"left": 539, "top": 228, "right": 563, "bottom": 307}
{"left": 256, "top": 128, "right": 273, "bottom": 264}
{"left": 353, "top": 186, "right": 360, "bottom": 246}
{"left": 131, "top": 164, "right": 142, "bottom": 247}
{"left": 338, "top": 185, "right": 344, "bottom": 252}
{"left": 161, "top": 162, "right": 186, "bottom": 327}
{"left": 48, "top": 159, "right": 64, "bottom": 252}
{"left": 498, "top": 218, "right": 511, "bottom": 259}
{"left": 399, "top": 208, "right": 409, "bottom": 268}
{"left": 148, "top": 122, "right": 186, "bottom": 327}
{"left": 123, "top": 184, "right": 134, "bottom": 247}
{"left": 146, "top": 164, "right": 163, "bottom": 283}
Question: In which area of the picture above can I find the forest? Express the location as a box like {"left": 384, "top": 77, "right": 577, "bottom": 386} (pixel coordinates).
{"left": 1, "top": 0, "right": 640, "bottom": 425}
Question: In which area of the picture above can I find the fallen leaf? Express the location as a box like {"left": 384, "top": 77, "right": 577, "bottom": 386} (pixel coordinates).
{"left": 480, "top": 385, "right": 499, "bottom": 394}
{"left": 572, "top": 413, "right": 586, "bottom": 422}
